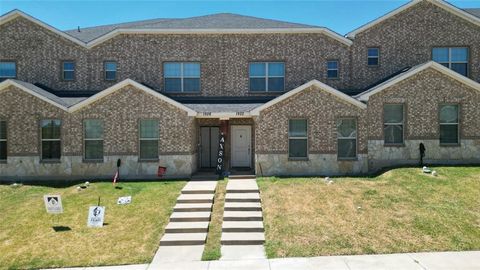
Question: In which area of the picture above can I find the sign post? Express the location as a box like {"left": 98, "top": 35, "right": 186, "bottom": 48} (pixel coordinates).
{"left": 216, "top": 132, "right": 226, "bottom": 175}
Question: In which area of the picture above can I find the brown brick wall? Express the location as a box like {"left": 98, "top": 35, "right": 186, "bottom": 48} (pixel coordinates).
{"left": 256, "top": 86, "right": 367, "bottom": 155}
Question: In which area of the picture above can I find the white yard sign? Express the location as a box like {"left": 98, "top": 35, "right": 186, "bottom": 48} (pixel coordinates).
{"left": 87, "top": 206, "right": 105, "bottom": 228}
{"left": 44, "top": 195, "right": 63, "bottom": 214}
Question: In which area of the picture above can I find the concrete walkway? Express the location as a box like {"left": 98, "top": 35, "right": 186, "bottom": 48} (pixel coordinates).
{"left": 42, "top": 251, "right": 480, "bottom": 270}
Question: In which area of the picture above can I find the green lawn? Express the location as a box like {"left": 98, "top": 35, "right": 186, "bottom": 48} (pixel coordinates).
{"left": 202, "top": 179, "right": 227, "bottom": 261}
{"left": 258, "top": 167, "right": 480, "bottom": 258}
{"left": 0, "top": 181, "right": 185, "bottom": 270}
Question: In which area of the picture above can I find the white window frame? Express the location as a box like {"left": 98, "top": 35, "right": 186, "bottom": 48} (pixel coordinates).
{"left": 139, "top": 119, "right": 159, "bottom": 160}
{"left": 164, "top": 62, "right": 200, "bottom": 92}
{"left": 104, "top": 61, "right": 117, "bottom": 81}
{"left": 288, "top": 118, "right": 308, "bottom": 159}
{"left": 62, "top": 61, "right": 75, "bottom": 81}
{"left": 367, "top": 48, "right": 379, "bottom": 66}
{"left": 327, "top": 60, "right": 339, "bottom": 79}
{"left": 0, "top": 61, "right": 16, "bottom": 78}
{"left": 41, "top": 119, "right": 62, "bottom": 161}
{"left": 383, "top": 104, "right": 405, "bottom": 145}
{"left": 84, "top": 119, "right": 104, "bottom": 161}
{"left": 439, "top": 104, "right": 460, "bottom": 145}
{"left": 337, "top": 118, "right": 357, "bottom": 160}
{"left": 249, "top": 62, "right": 285, "bottom": 92}
{"left": 432, "top": 47, "right": 468, "bottom": 76}
{"left": 0, "top": 120, "right": 6, "bottom": 161}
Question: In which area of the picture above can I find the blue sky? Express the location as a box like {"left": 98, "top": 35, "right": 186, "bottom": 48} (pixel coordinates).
{"left": 1, "top": 0, "right": 479, "bottom": 35}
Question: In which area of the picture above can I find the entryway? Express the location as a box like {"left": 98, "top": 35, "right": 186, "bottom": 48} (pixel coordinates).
{"left": 200, "top": 127, "right": 219, "bottom": 168}
{"left": 231, "top": 125, "right": 251, "bottom": 168}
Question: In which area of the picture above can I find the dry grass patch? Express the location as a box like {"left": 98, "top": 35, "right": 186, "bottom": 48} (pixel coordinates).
{"left": 258, "top": 167, "right": 480, "bottom": 258}
{"left": 0, "top": 181, "right": 185, "bottom": 270}
{"left": 202, "top": 179, "right": 227, "bottom": 260}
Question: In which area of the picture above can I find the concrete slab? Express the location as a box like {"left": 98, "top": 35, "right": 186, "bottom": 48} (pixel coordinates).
{"left": 220, "top": 245, "right": 266, "bottom": 260}
{"left": 173, "top": 203, "right": 213, "bottom": 212}
{"left": 226, "top": 180, "right": 259, "bottom": 193}
{"left": 222, "top": 221, "right": 264, "bottom": 232}
{"left": 224, "top": 202, "right": 262, "bottom": 211}
{"left": 182, "top": 181, "right": 217, "bottom": 194}
{"left": 225, "top": 193, "right": 260, "bottom": 202}
{"left": 343, "top": 253, "right": 423, "bottom": 270}
{"left": 165, "top": 222, "right": 210, "bottom": 233}
{"left": 409, "top": 251, "right": 480, "bottom": 270}
{"left": 148, "top": 261, "right": 209, "bottom": 270}
{"left": 159, "top": 233, "right": 207, "bottom": 246}
{"left": 151, "top": 246, "right": 205, "bottom": 264}
{"left": 170, "top": 211, "right": 211, "bottom": 222}
{"left": 223, "top": 211, "right": 263, "bottom": 221}
{"left": 221, "top": 232, "right": 265, "bottom": 245}
{"left": 209, "top": 259, "right": 270, "bottom": 270}
{"left": 177, "top": 193, "right": 214, "bottom": 203}
{"left": 271, "top": 256, "right": 350, "bottom": 270}
{"left": 85, "top": 265, "right": 149, "bottom": 270}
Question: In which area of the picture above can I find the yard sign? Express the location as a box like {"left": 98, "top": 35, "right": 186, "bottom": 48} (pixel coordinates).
{"left": 87, "top": 206, "right": 105, "bottom": 227}
{"left": 43, "top": 195, "right": 63, "bottom": 214}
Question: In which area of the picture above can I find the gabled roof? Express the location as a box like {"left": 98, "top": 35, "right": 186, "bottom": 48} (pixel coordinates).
{"left": 69, "top": 79, "right": 197, "bottom": 115}
{"left": 346, "top": 0, "right": 480, "bottom": 39}
{"left": 356, "top": 61, "right": 480, "bottom": 101}
{"left": 250, "top": 80, "right": 366, "bottom": 115}
{"left": 0, "top": 10, "right": 352, "bottom": 48}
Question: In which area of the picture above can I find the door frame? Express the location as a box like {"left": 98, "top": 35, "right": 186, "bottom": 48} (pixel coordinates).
{"left": 230, "top": 125, "right": 252, "bottom": 168}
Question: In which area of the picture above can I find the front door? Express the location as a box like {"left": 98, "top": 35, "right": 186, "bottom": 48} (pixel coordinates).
{"left": 200, "top": 127, "right": 219, "bottom": 168}
{"left": 231, "top": 125, "right": 251, "bottom": 168}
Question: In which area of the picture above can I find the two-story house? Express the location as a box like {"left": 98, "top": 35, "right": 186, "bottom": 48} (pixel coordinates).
{"left": 0, "top": 0, "right": 480, "bottom": 180}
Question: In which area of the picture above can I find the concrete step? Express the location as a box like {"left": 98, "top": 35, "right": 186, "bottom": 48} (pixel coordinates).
{"left": 225, "top": 192, "right": 261, "bottom": 203}
{"left": 222, "top": 221, "right": 264, "bottom": 232}
{"left": 160, "top": 233, "right": 207, "bottom": 246}
{"left": 170, "top": 211, "right": 211, "bottom": 222}
{"left": 224, "top": 202, "right": 262, "bottom": 211}
{"left": 221, "top": 232, "right": 265, "bottom": 245}
{"left": 181, "top": 181, "right": 217, "bottom": 194}
{"left": 226, "top": 180, "right": 259, "bottom": 193}
{"left": 177, "top": 193, "right": 214, "bottom": 203}
{"left": 228, "top": 175, "right": 256, "bottom": 180}
{"left": 173, "top": 203, "right": 213, "bottom": 212}
{"left": 165, "top": 222, "right": 210, "bottom": 233}
{"left": 223, "top": 211, "right": 263, "bottom": 221}
{"left": 190, "top": 174, "right": 219, "bottom": 181}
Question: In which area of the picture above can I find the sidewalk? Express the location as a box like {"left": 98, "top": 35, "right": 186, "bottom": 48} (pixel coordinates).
{"left": 43, "top": 251, "right": 480, "bottom": 270}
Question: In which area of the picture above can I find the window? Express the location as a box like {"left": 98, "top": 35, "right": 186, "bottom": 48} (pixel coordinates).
{"left": 288, "top": 119, "right": 307, "bottom": 158}
{"left": 439, "top": 104, "right": 459, "bottom": 145}
{"left": 432, "top": 47, "right": 468, "bottom": 76}
{"left": 104, "top": 61, "right": 117, "bottom": 81}
{"left": 249, "top": 62, "right": 285, "bottom": 92}
{"left": 62, "top": 61, "right": 75, "bottom": 81}
{"left": 0, "top": 121, "right": 6, "bottom": 161}
{"left": 41, "top": 119, "right": 61, "bottom": 160}
{"left": 139, "top": 119, "right": 159, "bottom": 160}
{"left": 84, "top": 119, "right": 104, "bottom": 161}
{"left": 327, "top": 61, "right": 338, "bottom": 79}
{"left": 0, "top": 62, "right": 16, "bottom": 78}
{"left": 337, "top": 118, "right": 357, "bottom": 159}
{"left": 384, "top": 104, "right": 404, "bottom": 145}
{"left": 367, "top": 48, "right": 379, "bottom": 66}
{"left": 164, "top": 62, "right": 200, "bottom": 92}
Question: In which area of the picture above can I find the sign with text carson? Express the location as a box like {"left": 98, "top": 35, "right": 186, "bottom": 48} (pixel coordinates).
{"left": 216, "top": 132, "right": 226, "bottom": 175}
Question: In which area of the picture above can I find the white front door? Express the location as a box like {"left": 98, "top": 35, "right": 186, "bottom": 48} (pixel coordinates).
{"left": 231, "top": 125, "right": 251, "bottom": 167}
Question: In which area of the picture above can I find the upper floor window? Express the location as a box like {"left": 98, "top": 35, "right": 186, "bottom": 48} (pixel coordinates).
{"left": 0, "top": 62, "right": 16, "bottom": 78}
{"left": 384, "top": 104, "right": 404, "bottom": 145}
{"left": 439, "top": 104, "right": 459, "bottom": 145}
{"left": 104, "top": 61, "right": 117, "bottom": 81}
{"left": 0, "top": 121, "right": 6, "bottom": 161}
{"left": 41, "top": 119, "right": 61, "bottom": 160}
{"left": 367, "top": 48, "right": 379, "bottom": 66}
{"left": 288, "top": 119, "right": 308, "bottom": 159}
{"left": 432, "top": 47, "right": 468, "bottom": 76}
{"left": 164, "top": 62, "right": 200, "bottom": 92}
{"left": 327, "top": 60, "right": 339, "bottom": 79}
{"left": 249, "top": 62, "right": 285, "bottom": 92}
{"left": 62, "top": 61, "right": 75, "bottom": 81}
{"left": 84, "top": 119, "right": 104, "bottom": 161}
{"left": 337, "top": 118, "right": 357, "bottom": 159}
{"left": 139, "top": 119, "right": 159, "bottom": 160}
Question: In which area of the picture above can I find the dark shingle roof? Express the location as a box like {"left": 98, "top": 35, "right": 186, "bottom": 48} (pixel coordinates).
{"left": 65, "top": 13, "right": 319, "bottom": 42}
{"left": 464, "top": 8, "right": 480, "bottom": 18}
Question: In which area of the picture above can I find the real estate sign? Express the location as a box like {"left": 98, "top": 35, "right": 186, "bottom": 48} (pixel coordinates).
{"left": 43, "top": 195, "right": 63, "bottom": 214}
{"left": 87, "top": 206, "right": 105, "bottom": 227}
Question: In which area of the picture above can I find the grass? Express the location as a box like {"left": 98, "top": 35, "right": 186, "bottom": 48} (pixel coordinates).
{"left": 202, "top": 179, "right": 227, "bottom": 261}
{"left": 258, "top": 167, "right": 480, "bottom": 258}
{"left": 0, "top": 180, "right": 186, "bottom": 270}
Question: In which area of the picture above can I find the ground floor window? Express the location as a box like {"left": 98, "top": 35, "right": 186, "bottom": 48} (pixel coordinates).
{"left": 41, "top": 119, "right": 61, "bottom": 160}
{"left": 0, "top": 121, "right": 6, "bottom": 161}
{"left": 139, "top": 119, "right": 159, "bottom": 160}
{"left": 384, "top": 104, "right": 404, "bottom": 145}
{"left": 337, "top": 118, "right": 357, "bottom": 159}
{"left": 84, "top": 119, "right": 104, "bottom": 161}
{"left": 288, "top": 119, "right": 308, "bottom": 158}
{"left": 439, "top": 104, "right": 459, "bottom": 145}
